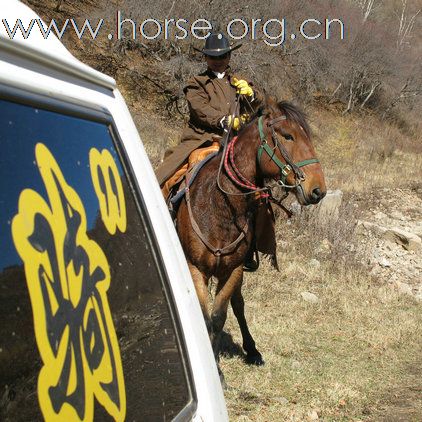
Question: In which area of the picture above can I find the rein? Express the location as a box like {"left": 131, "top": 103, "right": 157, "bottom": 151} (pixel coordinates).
{"left": 184, "top": 175, "right": 249, "bottom": 260}
{"left": 223, "top": 135, "right": 269, "bottom": 198}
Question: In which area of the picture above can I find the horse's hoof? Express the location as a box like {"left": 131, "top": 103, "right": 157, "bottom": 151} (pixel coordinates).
{"left": 245, "top": 352, "right": 265, "bottom": 366}
{"left": 217, "top": 365, "right": 228, "bottom": 389}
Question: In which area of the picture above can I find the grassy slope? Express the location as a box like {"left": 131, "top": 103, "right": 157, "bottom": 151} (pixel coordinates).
{"left": 22, "top": 1, "right": 422, "bottom": 420}
{"left": 218, "top": 109, "right": 422, "bottom": 421}
{"left": 220, "top": 110, "right": 422, "bottom": 421}
{"left": 222, "top": 219, "right": 422, "bottom": 421}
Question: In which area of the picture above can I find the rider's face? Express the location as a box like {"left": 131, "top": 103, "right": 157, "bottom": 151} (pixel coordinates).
{"left": 206, "top": 53, "right": 231, "bottom": 73}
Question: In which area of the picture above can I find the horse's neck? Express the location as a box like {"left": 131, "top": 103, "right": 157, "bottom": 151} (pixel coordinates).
{"left": 232, "top": 126, "right": 259, "bottom": 183}
{"left": 191, "top": 127, "right": 260, "bottom": 219}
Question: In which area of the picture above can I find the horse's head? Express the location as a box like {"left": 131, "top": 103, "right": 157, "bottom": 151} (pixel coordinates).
{"left": 256, "top": 97, "right": 326, "bottom": 205}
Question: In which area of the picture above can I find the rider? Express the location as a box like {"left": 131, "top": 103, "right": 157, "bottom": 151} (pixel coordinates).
{"left": 155, "top": 32, "right": 262, "bottom": 187}
{"left": 155, "top": 32, "right": 274, "bottom": 271}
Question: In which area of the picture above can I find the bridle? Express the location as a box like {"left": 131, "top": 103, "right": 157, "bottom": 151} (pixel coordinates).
{"left": 219, "top": 114, "right": 320, "bottom": 196}
{"left": 257, "top": 115, "right": 319, "bottom": 189}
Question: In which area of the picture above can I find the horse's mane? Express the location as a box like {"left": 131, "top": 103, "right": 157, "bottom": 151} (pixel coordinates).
{"left": 250, "top": 98, "right": 311, "bottom": 139}
{"left": 277, "top": 101, "right": 311, "bottom": 139}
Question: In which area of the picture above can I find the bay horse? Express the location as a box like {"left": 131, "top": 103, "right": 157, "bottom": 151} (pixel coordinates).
{"left": 176, "top": 97, "right": 326, "bottom": 376}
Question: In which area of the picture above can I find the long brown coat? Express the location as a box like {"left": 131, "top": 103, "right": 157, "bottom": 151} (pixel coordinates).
{"left": 155, "top": 67, "right": 262, "bottom": 185}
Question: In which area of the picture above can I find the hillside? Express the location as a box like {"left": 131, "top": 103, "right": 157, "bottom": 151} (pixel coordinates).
{"left": 20, "top": 0, "right": 422, "bottom": 420}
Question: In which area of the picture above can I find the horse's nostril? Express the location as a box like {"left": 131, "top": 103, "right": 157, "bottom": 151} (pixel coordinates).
{"left": 312, "top": 188, "right": 321, "bottom": 199}
{"left": 310, "top": 188, "right": 326, "bottom": 203}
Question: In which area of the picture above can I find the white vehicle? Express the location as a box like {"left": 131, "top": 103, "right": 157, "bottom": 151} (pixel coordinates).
{"left": 0, "top": 1, "right": 227, "bottom": 421}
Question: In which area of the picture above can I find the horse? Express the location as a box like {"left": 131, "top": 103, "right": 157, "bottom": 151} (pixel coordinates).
{"left": 176, "top": 96, "right": 326, "bottom": 377}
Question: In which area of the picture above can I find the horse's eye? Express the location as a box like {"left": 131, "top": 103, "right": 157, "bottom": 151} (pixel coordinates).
{"left": 282, "top": 133, "right": 294, "bottom": 141}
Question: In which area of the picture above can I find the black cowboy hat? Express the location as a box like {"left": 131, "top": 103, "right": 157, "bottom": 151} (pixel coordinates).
{"left": 194, "top": 32, "right": 242, "bottom": 57}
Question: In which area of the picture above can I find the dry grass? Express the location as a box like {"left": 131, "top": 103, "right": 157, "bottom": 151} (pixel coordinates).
{"left": 137, "top": 102, "right": 422, "bottom": 420}
{"left": 220, "top": 205, "right": 422, "bottom": 421}
{"left": 146, "top": 104, "right": 422, "bottom": 420}
{"left": 217, "top": 126, "right": 422, "bottom": 420}
{"left": 311, "top": 109, "right": 422, "bottom": 193}
{"left": 126, "top": 106, "right": 181, "bottom": 168}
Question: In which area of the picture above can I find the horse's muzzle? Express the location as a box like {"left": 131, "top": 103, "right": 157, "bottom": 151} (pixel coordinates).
{"left": 296, "top": 185, "right": 326, "bottom": 205}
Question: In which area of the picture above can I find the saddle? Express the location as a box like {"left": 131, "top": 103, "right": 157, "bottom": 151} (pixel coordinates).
{"left": 161, "top": 141, "right": 220, "bottom": 210}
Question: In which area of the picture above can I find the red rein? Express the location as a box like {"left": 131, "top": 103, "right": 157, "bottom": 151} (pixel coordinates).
{"left": 223, "top": 136, "right": 270, "bottom": 199}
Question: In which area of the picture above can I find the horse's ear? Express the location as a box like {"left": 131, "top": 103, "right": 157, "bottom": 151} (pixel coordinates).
{"left": 263, "top": 95, "right": 279, "bottom": 116}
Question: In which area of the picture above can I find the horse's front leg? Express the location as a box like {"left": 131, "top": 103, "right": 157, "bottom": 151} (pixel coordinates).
{"left": 188, "top": 263, "right": 212, "bottom": 334}
{"left": 211, "top": 265, "right": 243, "bottom": 360}
{"left": 189, "top": 262, "right": 227, "bottom": 387}
{"left": 231, "top": 282, "right": 264, "bottom": 365}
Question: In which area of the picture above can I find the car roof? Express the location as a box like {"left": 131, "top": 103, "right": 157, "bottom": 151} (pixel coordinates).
{"left": 0, "top": 0, "right": 116, "bottom": 90}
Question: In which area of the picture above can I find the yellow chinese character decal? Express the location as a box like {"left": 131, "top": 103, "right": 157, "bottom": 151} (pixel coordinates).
{"left": 89, "top": 148, "right": 127, "bottom": 235}
{"left": 11, "top": 143, "right": 126, "bottom": 422}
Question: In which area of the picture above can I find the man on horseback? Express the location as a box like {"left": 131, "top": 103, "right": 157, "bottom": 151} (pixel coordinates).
{"left": 156, "top": 32, "right": 270, "bottom": 270}
{"left": 153, "top": 34, "right": 327, "bottom": 378}
{"left": 155, "top": 32, "right": 262, "bottom": 188}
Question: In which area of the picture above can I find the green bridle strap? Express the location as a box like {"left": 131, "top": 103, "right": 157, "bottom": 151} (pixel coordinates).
{"left": 257, "top": 116, "right": 319, "bottom": 183}
{"left": 258, "top": 143, "right": 292, "bottom": 180}
{"left": 258, "top": 115, "right": 267, "bottom": 142}
{"left": 296, "top": 158, "right": 320, "bottom": 168}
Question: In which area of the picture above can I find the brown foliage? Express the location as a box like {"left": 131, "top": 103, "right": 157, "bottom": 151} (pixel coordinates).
{"left": 23, "top": 0, "right": 421, "bottom": 134}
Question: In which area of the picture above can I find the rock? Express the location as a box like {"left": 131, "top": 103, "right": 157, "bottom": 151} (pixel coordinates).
{"left": 290, "top": 201, "right": 302, "bottom": 215}
{"left": 378, "top": 257, "right": 392, "bottom": 268}
{"left": 356, "top": 220, "right": 387, "bottom": 236}
{"left": 415, "top": 286, "right": 422, "bottom": 303}
{"left": 274, "top": 396, "right": 289, "bottom": 405}
{"left": 383, "top": 228, "right": 422, "bottom": 251}
{"left": 382, "top": 247, "right": 395, "bottom": 259}
{"left": 307, "top": 409, "right": 319, "bottom": 421}
{"left": 278, "top": 240, "right": 289, "bottom": 249}
{"left": 394, "top": 281, "right": 413, "bottom": 296}
{"left": 390, "top": 210, "right": 408, "bottom": 221}
{"left": 309, "top": 259, "right": 321, "bottom": 269}
{"left": 370, "top": 265, "right": 381, "bottom": 275}
{"left": 291, "top": 360, "right": 301, "bottom": 370}
{"left": 414, "top": 223, "right": 422, "bottom": 239}
{"left": 301, "top": 292, "right": 319, "bottom": 304}
{"left": 315, "top": 189, "right": 343, "bottom": 221}
{"left": 317, "top": 238, "right": 332, "bottom": 253}
{"left": 374, "top": 211, "right": 387, "bottom": 220}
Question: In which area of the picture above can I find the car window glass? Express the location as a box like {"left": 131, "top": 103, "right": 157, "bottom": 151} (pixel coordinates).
{"left": 0, "top": 98, "right": 193, "bottom": 422}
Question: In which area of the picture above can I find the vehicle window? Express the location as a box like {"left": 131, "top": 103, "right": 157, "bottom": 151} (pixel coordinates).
{"left": 0, "top": 97, "right": 194, "bottom": 421}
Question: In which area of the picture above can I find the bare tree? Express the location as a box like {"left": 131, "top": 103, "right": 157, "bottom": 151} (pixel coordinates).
{"left": 383, "top": 75, "right": 422, "bottom": 117}
{"left": 396, "top": 0, "right": 421, "bottom": 51}
{"left": 352, "top": 0, "right": 378, "bottom": 22}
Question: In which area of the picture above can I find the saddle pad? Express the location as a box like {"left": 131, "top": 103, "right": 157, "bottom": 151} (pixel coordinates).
{"left": 170, "top": 150, "right": 219, "bottom": 207}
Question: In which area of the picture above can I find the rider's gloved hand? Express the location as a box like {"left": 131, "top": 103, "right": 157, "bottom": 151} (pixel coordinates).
{"left": 239, "top": 113, "right": 250, "bottom": 124}
{"left": 220, "top": 113, "right": 250, "bottom": 131}
{"left": 231, "top": 77, "right": 254, "bottom": 98}
{"left": 220, "top": 115, "right": 241, "bottom": 131}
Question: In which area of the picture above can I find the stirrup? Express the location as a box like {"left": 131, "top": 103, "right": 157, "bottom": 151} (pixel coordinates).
{"left": 243, "top": 249, "right": 259, "bottom": 272}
